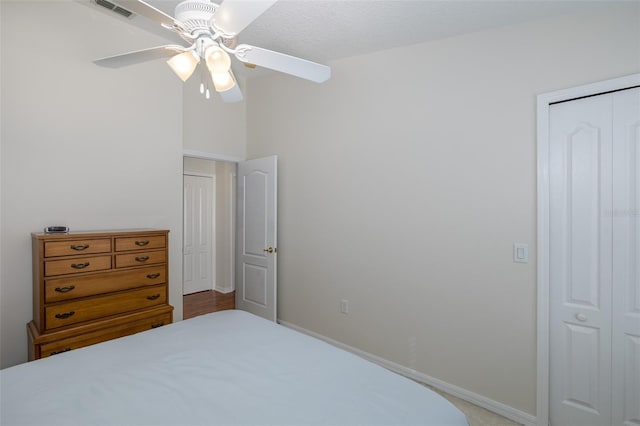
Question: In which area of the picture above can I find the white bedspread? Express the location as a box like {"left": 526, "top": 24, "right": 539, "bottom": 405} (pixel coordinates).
{"left": 1, "top": 310, "right": 468, "bottom": 426}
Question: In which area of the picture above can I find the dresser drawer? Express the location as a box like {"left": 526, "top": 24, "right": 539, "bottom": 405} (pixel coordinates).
{"left": 45, "top": 266, "right": 166, "bottom": 303}
{"left": 39, "top": 312, "right": 172, "bottom": 358}
{"left": 45, "top": 286, "right": 167, "bottom": 330}
{"left": 115, "top": 235, "right": 165, "bottom": 252}
{"left": 44, "top": 255, "right": 112, "bottom": 277}
{"left": 115, "top": 249, "right": 166, "bottom": 268}
{"left": 44, "top": 239, "right": 111, "bottom": 258}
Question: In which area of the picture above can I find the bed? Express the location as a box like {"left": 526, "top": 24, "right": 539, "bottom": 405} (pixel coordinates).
{"left": 1, "top": 310, "right": 468, "bottom": 426}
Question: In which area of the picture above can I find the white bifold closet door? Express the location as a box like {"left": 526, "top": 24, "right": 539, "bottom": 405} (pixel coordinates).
{"left": 549, "top": 87, "right": 640, "bottom": 426}
{"left": 183, "top": 174, "right": 214, "bottom": 295}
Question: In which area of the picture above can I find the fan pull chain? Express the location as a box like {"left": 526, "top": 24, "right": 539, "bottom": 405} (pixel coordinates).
{"left": 197, "top": 60, "right": 211, "bottom": 100}
{"left": 199, "top": 62, "right": 205, "bottom": 95}
{"left": 204, "top": 65, "right": 211, "bottom": 99}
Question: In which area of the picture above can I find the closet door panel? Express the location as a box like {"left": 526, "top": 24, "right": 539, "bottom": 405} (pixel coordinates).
{"left": 612, "top": 87, "right": 640, "bottom": 426}
{"left": 549, "top": 94, "right": 613, "bottom": 426}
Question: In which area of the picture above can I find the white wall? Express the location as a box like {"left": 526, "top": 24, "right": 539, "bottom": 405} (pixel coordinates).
{"left": 183, "top": 71, "right": 246, "bottom": 159}
{"left": 213, "top": 161, "right": 235, "bottom": 293}
{"left": 180, "top": 68, "right": 245, "bottom": 296}
{"left": 246, "top": 3, "right": 640, "bottom": 416}
{"left": 184, "top": 157, "right": 217, "bottom": 175}
{"left": 0, "top": 1, "right": 183, "bottom": 368}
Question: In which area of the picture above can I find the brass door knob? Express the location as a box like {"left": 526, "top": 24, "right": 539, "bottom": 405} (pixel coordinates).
{"left": 263, "top": 247, "right": 276, "bottom": 254}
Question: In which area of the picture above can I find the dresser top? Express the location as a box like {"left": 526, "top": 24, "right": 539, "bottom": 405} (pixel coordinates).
{"left": 32, "top": 229, "right": 169, "bottom": 240}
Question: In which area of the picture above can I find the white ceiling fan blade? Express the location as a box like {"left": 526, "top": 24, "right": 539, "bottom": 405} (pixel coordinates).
{"left": 116, "top": 0, "right": 179, "bottom": 27}
{"left": 94, "top": 45, "right": 187, "bottom": 68}
{"left": 234, "top": 44, "right": 330, "bottom": 83}
{"left": 211, "top": 0, "right": 278, "bottom": 37}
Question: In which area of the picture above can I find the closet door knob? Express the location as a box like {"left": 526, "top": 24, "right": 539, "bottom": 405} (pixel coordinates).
{"left": 575, "top": 313, "right": 587, "bottom": 322}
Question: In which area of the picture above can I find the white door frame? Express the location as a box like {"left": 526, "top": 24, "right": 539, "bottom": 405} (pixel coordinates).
{"left": 183, "top": 150, "right": 244, "bottom": 164}
{"left": 536, "top": 73, "right": 640, "bottom": 426}
{"left": 183, "top": 151, "right": 243, "bottom": 295}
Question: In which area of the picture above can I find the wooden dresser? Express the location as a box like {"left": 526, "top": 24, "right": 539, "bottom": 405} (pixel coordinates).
{"left": 28, "top": 229, "right": 173, "bottom": 360}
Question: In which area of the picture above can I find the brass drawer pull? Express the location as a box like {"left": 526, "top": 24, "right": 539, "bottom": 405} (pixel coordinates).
{"left": 135, "top": 256, "right": 150, "bottom": 262}
{"left": 50, "top": 348, "right": 71, "bottom": 356}
{"left": 135, "top": 240, "right": 150, "bottom": 246}
{"left": 70, "top": 262, "right": 90, "bottom": 269}
{"left": 55, "top": 311, "right": 75, "bottom": 319}
{"left": 151, "top": 322, "right": 165, "bottom": 328}
{"left": 54, "top": 285, "right": 75, "bottom": 293}
{"left": 70, "top": 244, "right": 89, "bottom": 251}
{"left": 146, "top": 273, "right": 161, "bottom": 279}
{"left": 146, "top": 294, "right": 161, "bottom": 301}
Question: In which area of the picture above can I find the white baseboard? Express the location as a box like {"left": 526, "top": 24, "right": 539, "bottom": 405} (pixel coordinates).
{"left": 214, "top": 285, "right": 234, "bottom": 294}
{"left": 278, "top": 319, "right": 537, "bottom": 426}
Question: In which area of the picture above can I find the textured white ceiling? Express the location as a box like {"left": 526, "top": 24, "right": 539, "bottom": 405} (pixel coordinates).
{"left": 234, "top": 0, "right": 616, "bottom": 63}
{"left": 93, "top": 0, "right": 627, "bottom": 76}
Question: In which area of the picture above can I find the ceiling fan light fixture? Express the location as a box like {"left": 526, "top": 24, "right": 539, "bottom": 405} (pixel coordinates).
{"left": 211, "top": 70, "right": 235, "bottom": 92}
{"left": 205, "top": 45, "right": 231, "bottom": 74}
{"left": 166, "top": 50, "right": 200, "bottom": 82}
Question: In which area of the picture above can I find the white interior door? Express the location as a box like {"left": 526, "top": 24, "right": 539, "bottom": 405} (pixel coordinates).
{"left": 236, "top": 156, "right": 277, "bottom": 321}
{"left": 183, "top": 174, "right": 215, "bottom": 295}
{"left": 549, "top": 87, "right": 640, "bottom": 426}
{"left": 611, "top": 88, "right": 640, "bottom": 426}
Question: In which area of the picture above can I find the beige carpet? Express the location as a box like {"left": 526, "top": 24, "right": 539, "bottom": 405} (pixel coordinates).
{"left": 425, "top": 385, "right": 523, "bottom": 426}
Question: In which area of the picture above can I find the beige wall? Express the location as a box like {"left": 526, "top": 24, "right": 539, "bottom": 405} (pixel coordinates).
{"left": 183, "top": 72, "right": 246, "bottom": 159}
{"left": 181, "top": 50, "right": 245, "bottom": 295}
{"left": 0, "top": 0, "right": 248, "bottom": 368}
{"left": 245, "top": 3, "right": 640, "bottom": 416}
{"left": 184, "top": 157, "right": 217, "bottom": 175}
{"left": 214, "top": 161, "right": 236, "bottom": 293}
{"left": 0, "top": 1, "right": 184, "bottom": 368}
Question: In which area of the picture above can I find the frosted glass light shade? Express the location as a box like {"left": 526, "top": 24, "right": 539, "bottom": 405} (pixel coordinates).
{"left": 166, "top": 51, "right": 199, "bottom": 82}
{"left": 211, "top": 70, "right": 235, "bottom": 92}
{"left": 205, "top": 45, "right": 231, "bottom": 73}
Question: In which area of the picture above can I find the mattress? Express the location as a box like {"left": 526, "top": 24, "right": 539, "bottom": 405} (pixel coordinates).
{"left": 1, "top": 310, "right": 468, "bottom": 426}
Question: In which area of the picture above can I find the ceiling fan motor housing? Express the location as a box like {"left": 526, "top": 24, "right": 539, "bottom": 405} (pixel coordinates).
{"left": 174, "top": 0, "right": 237, "bottom": 48}
{"left": 175, "top": 0, "right": 218, "bottom": 34}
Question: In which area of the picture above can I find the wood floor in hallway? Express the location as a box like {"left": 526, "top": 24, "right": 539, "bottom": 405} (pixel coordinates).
{"left": 183, "top": 290, "right": 235, "bottom": 319}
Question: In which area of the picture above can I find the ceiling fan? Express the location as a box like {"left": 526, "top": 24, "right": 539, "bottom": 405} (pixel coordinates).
{"left": 94, "top": 0, "right": 331, "bottom": 102}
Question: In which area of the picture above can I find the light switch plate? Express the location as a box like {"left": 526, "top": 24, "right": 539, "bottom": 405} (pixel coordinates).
{"left": 514, "top": 243, "right": 529, "bottom": 263}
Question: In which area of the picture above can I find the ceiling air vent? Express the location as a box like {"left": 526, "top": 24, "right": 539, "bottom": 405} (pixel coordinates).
{"left": 112, "top": 6, "right": 132, "bottom": 18}
{"left": 94, "top": 0, "right": 133, "bottom": 18}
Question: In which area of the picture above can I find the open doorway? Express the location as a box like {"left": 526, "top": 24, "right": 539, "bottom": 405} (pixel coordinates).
{"left": 183, "top": 156, "right": 236, "bottom": 319}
